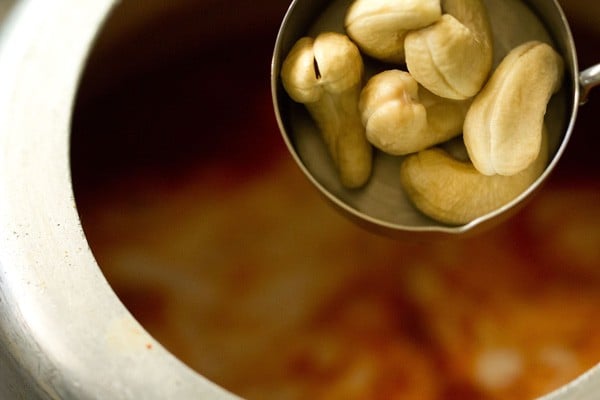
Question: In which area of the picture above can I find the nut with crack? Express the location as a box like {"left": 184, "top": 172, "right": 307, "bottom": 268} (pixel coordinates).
{"left": 345, "top": 0, "right": 442, "bottom": 64}
{"left": 405, "top": 0, "right": 493, "bottom": 99}
{"left": 359, "top": 69, "right": 471, "bottom": 155}
{"left": 399, "top": 128, "right": 549, "bottom": 225}
{"left": 464, "top": 41, "right": 564, "bottom": 176}
{"left": 280, "top": 32, "right": 373, "bottom": 188}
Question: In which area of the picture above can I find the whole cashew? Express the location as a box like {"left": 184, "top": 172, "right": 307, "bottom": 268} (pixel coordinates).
{"left": 344, "top": 0, "right": 442, "bottom": 64}
{"left": 359, "top": 69, "right": 470, "bottom": 155}
{"left": 400, "top": 128, "right": 549, "bottom": 225}
{"left": 463, "top": 41, "right": 564, "bottom": 176}
{"left": 405, "top": 0, "right": 493, "bottom": 99}
{"left": 280, "top": 32, "right": 373, "bottom": 188}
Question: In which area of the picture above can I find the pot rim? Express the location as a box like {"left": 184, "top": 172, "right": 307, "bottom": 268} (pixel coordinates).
{"left": 0, "top": 1, "right": 236, "bottom": 398}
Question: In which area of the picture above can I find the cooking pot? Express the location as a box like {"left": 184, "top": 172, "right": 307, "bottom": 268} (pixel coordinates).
{"left": 0, "top": 0, "right": 598, "bottom": 399}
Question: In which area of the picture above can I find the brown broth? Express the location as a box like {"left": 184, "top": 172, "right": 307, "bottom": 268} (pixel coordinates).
{"left": 71, "top": 22, "right": 600, "bottom": 400}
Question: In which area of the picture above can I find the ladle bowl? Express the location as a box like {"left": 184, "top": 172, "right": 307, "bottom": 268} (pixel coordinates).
{"left": 271, "top": 0, "right": 600, "bottom": 237}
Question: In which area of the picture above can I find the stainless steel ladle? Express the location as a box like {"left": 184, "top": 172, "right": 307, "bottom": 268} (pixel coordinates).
{"left": 271, "top": 0, "right": 600, "bottom": 237}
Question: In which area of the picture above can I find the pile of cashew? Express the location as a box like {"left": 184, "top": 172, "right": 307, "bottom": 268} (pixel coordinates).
{"left": 280, "top": 0, "right": 564, "bottom": 225}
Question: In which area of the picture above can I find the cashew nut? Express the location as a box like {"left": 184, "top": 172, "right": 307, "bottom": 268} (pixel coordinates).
{"left": 399, "top": 128, "right": 549, "bottom": 225}
{"left": 344, "top": 0, "right": 442, "bottom": 64}
{"left": 359, "top": 69, "right": 470, "bottom": 155}
{"left": 280, "top": 32, "right": 373, "bottom": 188}
{"left": 405, "top": 0, "right": 493, "bottom": 99}
{"left": 463, "top": 41, "right": 564, "bottom": 176}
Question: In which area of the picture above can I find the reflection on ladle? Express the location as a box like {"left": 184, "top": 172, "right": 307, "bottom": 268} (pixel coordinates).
{"left": 272, "top": 0, "right": 600, "bottom": 237}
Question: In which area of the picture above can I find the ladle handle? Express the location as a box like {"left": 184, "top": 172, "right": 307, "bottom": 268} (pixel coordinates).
{"left": 580, "top": 64, "right": 600, "bottom": 105}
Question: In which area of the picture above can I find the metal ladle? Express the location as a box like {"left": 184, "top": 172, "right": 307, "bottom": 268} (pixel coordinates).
{"left": 271, "top": 0, "right": 600, "bottom": 237}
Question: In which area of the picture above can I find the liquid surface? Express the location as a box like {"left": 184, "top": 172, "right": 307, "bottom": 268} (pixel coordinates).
{"left": 78, "top": 142, "right": 600, "bottom": 400}
{"left": 72, "top": 2, "right": 600, "bottom": 399}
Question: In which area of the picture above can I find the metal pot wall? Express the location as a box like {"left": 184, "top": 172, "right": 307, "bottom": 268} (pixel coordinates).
{"left": 0, "top": 1, "right": 274, "bottom": 398}
{"left": 0, "top": 1, "right": 598, "bottom": 399}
